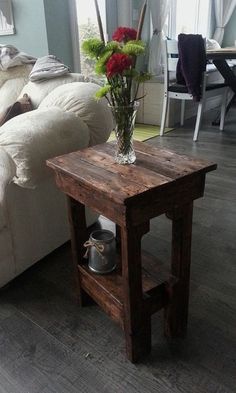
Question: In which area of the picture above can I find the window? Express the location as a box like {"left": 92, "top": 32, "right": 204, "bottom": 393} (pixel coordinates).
{"left": 168, "top": 0, "right": 212, "bottom": 39}
{"left": 75, "top": 0, "right": 107, "bottom": 77}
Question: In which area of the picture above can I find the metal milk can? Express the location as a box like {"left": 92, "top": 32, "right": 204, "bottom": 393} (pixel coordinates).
{"left": 84, "top": 229, "right": 116, "bottom": 274}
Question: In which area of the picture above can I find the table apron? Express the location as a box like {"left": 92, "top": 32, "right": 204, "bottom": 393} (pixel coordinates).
{"left": 127, "top": 174, "right": 206, "bottom": 226}
{"left": 54, "top": 171, "right": 206, "bottom": 228}
{"left": 54, "top": 171, "right": 127, "bottom": 225}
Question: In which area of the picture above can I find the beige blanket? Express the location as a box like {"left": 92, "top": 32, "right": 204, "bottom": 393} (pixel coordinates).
{"left": 29, "top": 55, "right": 70, "bottom": 82}
{"left": 0, "top": 45, "right": 36, "bottom": 71}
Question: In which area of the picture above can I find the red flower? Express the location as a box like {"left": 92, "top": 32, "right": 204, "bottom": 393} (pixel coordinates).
{"left": 106, "top": 53, "right": 133, "bottom": 78}
{"left": 112, "top": 27, "right": 137, "bottom": 43}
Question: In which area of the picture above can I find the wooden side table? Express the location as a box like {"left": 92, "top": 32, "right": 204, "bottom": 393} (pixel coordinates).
{"left": 47, "top": 141, "right": 216, "bottom": 363}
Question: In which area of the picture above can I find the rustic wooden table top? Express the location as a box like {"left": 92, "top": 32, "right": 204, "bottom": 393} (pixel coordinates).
{"left": 47, "top": 141, "right": 216, "bottom": 206}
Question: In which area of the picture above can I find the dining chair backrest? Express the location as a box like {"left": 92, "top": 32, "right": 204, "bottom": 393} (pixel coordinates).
{"left": 160, "top": 38, "right": 228, "bottom": 141}
{"left": 166, "top": 39, "right": 179, "bottom": 72}
{"left": 163, "top": 40, "right": 177, "bottom": 98}
{"left": 163, "top": 38, "right": 207, "bottom": 97}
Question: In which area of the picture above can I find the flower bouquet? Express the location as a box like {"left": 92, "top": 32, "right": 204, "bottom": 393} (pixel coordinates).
{"left": 82, "top": 10, "right": 150, "bottom": 164}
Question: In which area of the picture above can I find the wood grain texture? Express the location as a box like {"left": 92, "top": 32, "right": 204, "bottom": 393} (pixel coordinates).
{"left": 164, "top": 203, "right": 193, "bottom": 337}
{"left": 121, "top": 223, "right": 151, "bottom": 362}
{"left": 47, "top": 141, "right": 216, "bottom": 228}
{"left": 78, "top": 250, "right": 174, "bottom": 338}
{"left": 66, "top": 196, "right": 89, "bottom": 305}
{"left": 47, "top": 140, "right": 216, "bottom": 207}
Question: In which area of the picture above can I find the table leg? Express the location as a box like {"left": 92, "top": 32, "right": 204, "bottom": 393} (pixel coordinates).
{"left": 213, "top": 59, "right": 236, "bottom": 94}
{"left": 67, "top": 196, "right": 88, "bottom": 306}
{"left": 212, "top": 92, "right": 235, "bottom": 126}
{"left": 211, "top": 59, "right": 236, "bottom": 125}
{"left": 115, "top": 224, "right": 121, "bottom": 248}
{"left": 121, "top": 222, "right": 151, "bottom": 362}
{"left": 164, "top": 203, "right": 193, "bottom": 338}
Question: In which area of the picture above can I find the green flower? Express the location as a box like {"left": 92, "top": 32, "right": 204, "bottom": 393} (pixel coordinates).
{"left": 95, "top": 85, "right": 111, "bottom": 99}
{"left": 95, "top": 50, "right": 113, "bottom": 75}
{"left": 129, "top": 40, "right": 145, "bottom": 48}
{"left": 122, "top": 40, "right": 145, "bottom": 56}
{"left": 95, "top": 61, "right": 106, "bottom": 75}
{"left": 82, "top": 28, "right": 152, "bottom": 106}
{"left": 82, "top": 38, "right": 105, "bottom": 58}
{"left": 105, "top": 41, "right": 120, "bottom": 52}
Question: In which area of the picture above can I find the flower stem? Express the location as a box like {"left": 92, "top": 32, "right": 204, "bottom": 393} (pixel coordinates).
{"left": 94, "top": 0, "right": 105, "bottom": 43}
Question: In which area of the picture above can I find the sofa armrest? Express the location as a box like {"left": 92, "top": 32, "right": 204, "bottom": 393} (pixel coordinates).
{"left": 0, "top": 107, "right": 90, "bottom": 189}
{"left": 0, "top": 147, "right": 16, "bottom": 230}
{"left": 39, "top": 82, "right": 113, "bottom": 146}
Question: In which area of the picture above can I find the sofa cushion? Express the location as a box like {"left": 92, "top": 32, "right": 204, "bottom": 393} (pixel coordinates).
{"left": 0, "top": 64, "right": 33, "bottom": 112}
{"left": 0, "top": 107, "right": 90, "bottom": 188}
{"left": 39, "top": 82, "right": 113, "bottom": 146}
{"left": 19, "top": 73, "right": 87, "bottom": 108}
{"left": 0, "top": 94, "right": 33, "bottom": 126}
{"left": 0, "top": 147, "right": 16, "bottom": 231}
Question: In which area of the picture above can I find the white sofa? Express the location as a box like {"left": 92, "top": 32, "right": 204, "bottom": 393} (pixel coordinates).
{"left": 0, "top": 65, "right": 113, "bottom": 288}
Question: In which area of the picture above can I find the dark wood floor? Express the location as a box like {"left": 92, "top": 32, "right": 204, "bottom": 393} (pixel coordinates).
{"left": 0, "top": 107, "right": 236, "bottom": 393}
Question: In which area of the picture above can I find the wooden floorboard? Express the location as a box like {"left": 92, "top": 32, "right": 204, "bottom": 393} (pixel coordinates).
{"left": 0, "top": 107, "right": 235, "bottom": 392}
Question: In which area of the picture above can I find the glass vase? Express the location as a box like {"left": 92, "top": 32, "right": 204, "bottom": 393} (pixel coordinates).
{"left": 109, "top": 102, "right": 139, "bottom": 164}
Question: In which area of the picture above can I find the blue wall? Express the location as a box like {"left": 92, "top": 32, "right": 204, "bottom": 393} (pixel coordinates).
{"left": 0, "top": 0, "right": 48, "bottom": 56}
{"left": 0, "top": 0, "right": 74, "bottom": 69}
{"left": 223, "top": 8, "right": 236, "bottom": 47}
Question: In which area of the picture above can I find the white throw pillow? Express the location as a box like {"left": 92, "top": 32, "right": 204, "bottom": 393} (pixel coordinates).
{"left": 19, "top": 73, "right": 87, "bottom": 109}
{"left": 39, "top": 82, "right": 113, "bottom": 146}
{"left": 0, "top": 107, "right": 90, "bottom": 188}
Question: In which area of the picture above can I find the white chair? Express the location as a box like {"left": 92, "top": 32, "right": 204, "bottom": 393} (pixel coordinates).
{"left": 160, "top": 39, "right": 228, "bottom": 141}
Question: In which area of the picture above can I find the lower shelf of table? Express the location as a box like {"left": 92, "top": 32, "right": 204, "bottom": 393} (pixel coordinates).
{"left": 78, "top": 251, "right": 177, "bottom": 330}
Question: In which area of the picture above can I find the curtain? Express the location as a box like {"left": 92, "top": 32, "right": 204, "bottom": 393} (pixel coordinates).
{"left": 148, "top": 0, "right": 170, "bottom": 76}
{"left": 213, "top": 0, "right": 236, "bottom": 45}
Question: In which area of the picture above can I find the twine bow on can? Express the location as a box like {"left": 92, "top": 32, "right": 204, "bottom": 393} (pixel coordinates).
{"left": 84, "top": 229, "right": 116, "bottom": 274}
{"left": 83, "top": 240, "right": 105, "bottom": 260}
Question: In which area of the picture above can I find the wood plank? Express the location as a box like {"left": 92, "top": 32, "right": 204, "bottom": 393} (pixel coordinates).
{"left": 75, "top": 146, "right": 173, "bottom": 188}
{"left": 78, "top": 251, "right": 175, "bottom": 330}
{"left": 47, "top": 141, "right": 217, "bottom": 206}
{"left": 47, "top": 152, "right": 149, "bottom": 204}
{"left": 54, "top": 171, "right": 127, "bottom": 226}
{"left": 78, "top": 264, "right": 124, "bottom": 328}
{"left": 48, "top": 155, "right": 214, "bottom": 218}
{"left": 164, "top": 203, "right": 193, "bottom": 338}
{"left": 133, "top": 141, "right": 217, "bottom": 172}
{"left": 121, "top": 223, "right": 151, "bottom": 362}
{"left": 67, "top": 196, "right": 90, "bottom": 305}
{"left": 128, "top": 174, "right": 205, "bottom": 224}
{"left": 93, "top": 141, "right": 217, "bottom": 175}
